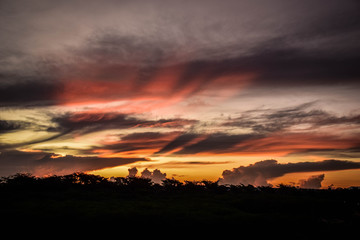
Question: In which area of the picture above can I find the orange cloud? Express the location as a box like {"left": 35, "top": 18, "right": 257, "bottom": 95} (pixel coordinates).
{"left": 54, "top": 59, "right": 255, "bottom": 117}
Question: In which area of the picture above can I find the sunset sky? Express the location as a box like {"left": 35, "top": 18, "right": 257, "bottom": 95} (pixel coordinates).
{"left": 1, "top": 0, "right": 360, "bottom": 188}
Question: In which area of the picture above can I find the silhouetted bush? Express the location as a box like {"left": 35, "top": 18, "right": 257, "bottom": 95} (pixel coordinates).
{"left": 1, "top": 172, "right": 359, "bottom": 231}
{"left": 1, "top": 172, "right": 360, "bottom": 195}
{"left": 162, "top": 178, "right": 183, "bottom": 191}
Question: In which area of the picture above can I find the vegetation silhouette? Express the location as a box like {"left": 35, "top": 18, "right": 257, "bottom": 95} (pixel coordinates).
{"left": 1, "top": 172, "right": 359, "bottom": 233}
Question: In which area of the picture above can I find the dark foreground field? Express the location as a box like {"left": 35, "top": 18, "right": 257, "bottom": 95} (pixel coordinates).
{"left": 1, "top": 173, "right": 359, "bottom": 236}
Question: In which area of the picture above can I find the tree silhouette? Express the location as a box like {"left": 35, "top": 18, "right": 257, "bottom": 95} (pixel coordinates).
{"left": 123, "top": 176, "right": 153, "bottom": 190}
{"left": 0, "top": 171, "right": 359, "bottom": 231}
{"left": 2, "top": 173, "right": 36, "bottom": 185}
{"left": 162, "top": 178, "right": 183, "bottom": 191}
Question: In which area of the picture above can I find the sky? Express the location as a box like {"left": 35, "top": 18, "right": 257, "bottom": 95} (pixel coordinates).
{"left": 1, "top": 0, "right": 360, "bottom": 188}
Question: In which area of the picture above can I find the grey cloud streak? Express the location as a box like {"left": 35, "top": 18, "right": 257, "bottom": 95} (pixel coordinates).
{"left": 50, "top": 112, "right": 197, "bottom": 135}
{"left": 172, "top": 133, "right": 260, "bottom": 155}
{"left": 0, "top": 149, "right": 148, "bottom": 177}
{"left": 154, "top": 133, "right": 200, "bottom": 155}
{"left": 0, "top": 120, "right": 29, "bottom": 133}
{"left": 223, "top": 102, "right": 360, "bottom": 134}
{"left": 0, "top": 112, "right": 197, "bottom": 152}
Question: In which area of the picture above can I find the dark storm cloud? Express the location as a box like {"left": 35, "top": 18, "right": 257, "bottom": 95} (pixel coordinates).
{"left": 0, "top": 149, "right": 148, "bottom": 177}
{"left": 219, "top": 159, "right": 360, "bottom": 186}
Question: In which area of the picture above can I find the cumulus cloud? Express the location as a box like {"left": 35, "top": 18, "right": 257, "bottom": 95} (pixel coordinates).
{"left": 151, "top": 169, "right": 167, "bottom": 184}
{"left": 299, "top": 174, "right": 325, "bottom": 189}
{"left": 127, "top": 167, "right": 138, "bottom": 178}
{"left": 140, "top": 168, "right": 167, "bottom": 184}
{"left": 140, "top": 168, "right": 152, "bottom": 179}
{"left": 127, "top": 167, "right": 167, "bottom": 184}
{"left": 218, "top": 159, "right": 360, "bottom": 186}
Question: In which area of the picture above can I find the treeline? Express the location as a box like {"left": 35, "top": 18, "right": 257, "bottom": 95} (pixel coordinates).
{"left": 1, "top": 172, "right": 360, "bottom": 232}
{"left": 1, "top": 172, "right": 359, "bottom": 193}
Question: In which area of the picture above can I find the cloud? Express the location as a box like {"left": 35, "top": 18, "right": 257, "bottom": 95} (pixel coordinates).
{"left": 150, "top": 169, "right": 167, "bottom": 184}
{"left": 1, "top": 0, "right": 360, "bottom": 182}
{"left": 154, "top": 133, "right": 200, "bottom": 155}
{"left": 81, "top": 131, "right": 187, "bottom": 157}
{"left": 51, "top": 112, "right": 197, "bottom": 132}
{"left": 156, "top": 127, "right": 359, "bottom": 157}
{"left": 140, "top": 168, "right": 152, "bottom": 179}
{"left": 140, "top": 160, "right": 233, "bottom": 169}
{"left": 0, "top": 75, "right": 62, "bottom": 107}
{"left": 299, "top": 174, "right": 325, "bottom": 189}
{"left": 121, "top": 132, "right": 176, "bottom": 141}
{"left": 92, "top": 140, "right": 170, "bottom": 157}
{"left": 127, "top": 167, "right": 138, "bottom": 178}
{"left": 141, "top": 168, "right": 167, "bottom": 184}
{"left": 45, "top": 112, "right": 197, "bottom": 146}
{"left": 218, "top": 159, "right": 360, "bottom": 186}
{"left": 288, "top": 147, "right": 360, "bottom": 159}
{"left": 0, "top": 120, "right": 29, "bottom": 133}
{"left": 223, "top": 102, "right": 360, "bottom": 134}
{"left": 0, "top": 150, "right": 148, "bottom": 177}
{"left": 2, "top": 0, "right": 360, "bottom": 107}
{"left": 173, "top": 133, "right": 260, "bottom": 155}
{"left": 127, "top": 167, "right": 167, "bottom": 184}
{"left": 61, "top": 103, "right": 360, "bottom": 158}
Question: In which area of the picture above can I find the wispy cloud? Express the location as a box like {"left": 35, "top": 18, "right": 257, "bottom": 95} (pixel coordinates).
{"left": 0, "top": 149, "right": 148, "bottom": 176}
{"left": 48, "top": 111, "right": 197, "bottom": 139}
{"left": 223, "top": 102, "right": 360, "bottom": 134}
